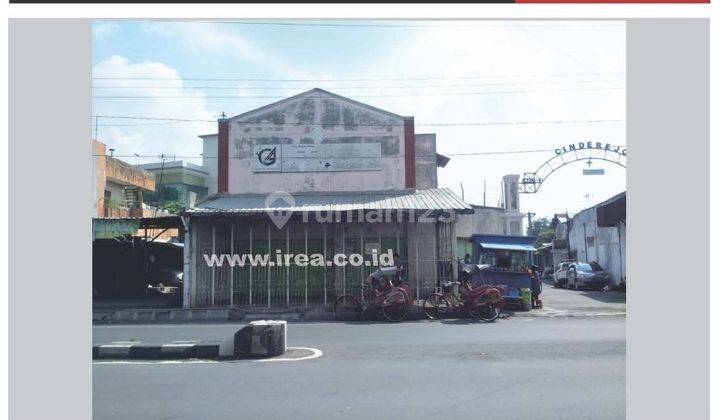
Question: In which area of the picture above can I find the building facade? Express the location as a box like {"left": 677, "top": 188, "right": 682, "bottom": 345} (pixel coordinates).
{"left": 93, "top": 139, "right": 156, "bottom": 218}
{"left": 454, "top": 174, "right": 528, "bottom": 259}
{"left": 550, "top": 192, "right": 626, "bottom": 287}
{"left": 183, "top": 89, "right": 472, "bottom": 308}
{"left": 138, "top": 160, "right": 209, "bottom": 207}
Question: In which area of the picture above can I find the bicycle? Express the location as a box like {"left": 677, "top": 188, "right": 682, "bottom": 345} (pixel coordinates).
{"left": 334, "top": 281, "right": 412, "bottom": 322}
{"left": 423, "top": 280, "right": 503, "bottom": 322}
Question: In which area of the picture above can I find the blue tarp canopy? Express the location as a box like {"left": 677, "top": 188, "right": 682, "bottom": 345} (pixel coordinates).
{"left": 469, "top": 234, "right": 538, "bottom": 252}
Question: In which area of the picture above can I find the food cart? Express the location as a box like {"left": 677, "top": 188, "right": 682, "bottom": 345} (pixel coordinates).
{"left": 465, "top": 234, "right": 538, "bottom": 309}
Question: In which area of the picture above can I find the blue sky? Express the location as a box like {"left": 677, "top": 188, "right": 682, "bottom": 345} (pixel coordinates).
{"left": 92, "top": 20, "right": 626, "bottom": 219}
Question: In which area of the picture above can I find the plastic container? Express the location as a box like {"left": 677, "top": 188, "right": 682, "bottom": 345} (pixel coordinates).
{"left": 520, "top": 288, "right": 533, "bottom": 311}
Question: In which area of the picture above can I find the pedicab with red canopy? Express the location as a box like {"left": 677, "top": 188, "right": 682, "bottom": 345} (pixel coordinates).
{"left": 334, "top": 265, "right": 413, "bottom": 322}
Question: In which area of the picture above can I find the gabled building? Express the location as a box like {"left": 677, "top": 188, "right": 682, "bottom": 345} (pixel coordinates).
{"left": 183, "top": 88, "right": 473, "bottom": 308}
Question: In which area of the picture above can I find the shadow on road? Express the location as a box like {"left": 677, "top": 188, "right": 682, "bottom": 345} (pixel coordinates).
{"left": 577, "top": 291, "right": 626, "bottom": 304}
{"left": 439, "top": 318, "right": 497, "bottom": 325}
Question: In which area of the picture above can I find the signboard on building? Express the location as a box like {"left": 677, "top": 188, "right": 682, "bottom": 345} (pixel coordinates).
{"left": 252, "top": 143, "right": 382, "bottom": 173}
{"left": 583, "top": 168, "right": 605, "bottom": 175}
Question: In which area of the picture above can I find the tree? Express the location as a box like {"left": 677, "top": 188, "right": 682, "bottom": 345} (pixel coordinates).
{"left": 145, "top": 186, "right": 180, "bottom": 206}
{"left": 162, "top": 200, "right": 184, "bottom": 215}
{"left": 527, "top": 217, "right": 555, "bottom": 248}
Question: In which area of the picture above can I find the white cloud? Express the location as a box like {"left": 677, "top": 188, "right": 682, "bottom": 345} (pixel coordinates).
{"left": 92, "top": 22, "right": 121, "bottom": 39}
{"left": 337, "top": 22, "right": 627, "bottom": 218}
{"left": 92, "top": 55, "right": 217, "bottom": 164}
{"left": 92, "top": 21, "right": 627, "bottom": 219}
{"left": 145, "top": 22, "right": 301, "bottom": 78}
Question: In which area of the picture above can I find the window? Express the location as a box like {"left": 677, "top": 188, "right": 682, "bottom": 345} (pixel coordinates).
{"left": 575, "top": 263, "right": 593, "bottom": 272}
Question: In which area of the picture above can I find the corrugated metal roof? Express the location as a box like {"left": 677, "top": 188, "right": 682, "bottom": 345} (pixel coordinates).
{"left": 469, "top": 234, "right": 538, "bottom": 252}
{"left": 187, "top": 188, "right": 473, "bottom": 215}
{"left": 477, "top": 242, "right": 537, "bottom": 252}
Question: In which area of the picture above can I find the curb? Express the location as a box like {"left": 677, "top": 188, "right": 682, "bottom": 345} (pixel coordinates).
{"left": 93, "top": 341, "right": 221, "bottom": 360}
{"left": 93, "top": 320, "right": 288, "bottom": 360}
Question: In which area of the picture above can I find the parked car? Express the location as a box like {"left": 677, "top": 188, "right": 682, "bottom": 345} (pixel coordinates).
{"left": 553, "top": 261, "right": 575, "bottom": 288}
{"left": 566, "top": 262, "right": 610, "bottom": 290}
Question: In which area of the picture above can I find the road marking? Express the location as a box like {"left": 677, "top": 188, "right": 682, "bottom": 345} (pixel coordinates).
{"left": 92, "top": 347, "right": 323, "bottom": 365}
{"left": 253, "top": 347, "right": 323, "bottom": 363}
{"left": 93, "top": 360, "right": 217, "bottom": 365}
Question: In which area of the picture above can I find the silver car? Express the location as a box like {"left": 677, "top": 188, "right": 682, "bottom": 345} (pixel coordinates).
{"left": 566, "top": 262, "right": 610, "bottom": 290}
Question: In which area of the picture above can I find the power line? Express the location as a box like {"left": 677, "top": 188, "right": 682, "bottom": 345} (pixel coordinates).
{"left": 90, "top": 114, "right": 625, "bottom": 127}
{"left": 513, "top": 22, "right": 598, "bottom": 74}
{"left": 91, "top": 78, "right": 624, "bottom": 90}
{"left": 92, "top": 71, "right": 625, "bottom": 82}
{"left": 94, "top": 148, "right": 562, "bottom": 160}
{"left": 94, "top": 146, "right": 625, "bottom": 160}
{"left": 92, "top": 86, "right": 623, "bottom": 99}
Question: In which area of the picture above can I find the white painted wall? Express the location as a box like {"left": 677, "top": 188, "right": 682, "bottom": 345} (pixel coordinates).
{"left": 414, "top": 133, "right": 438, "bottom": 189}
{"left": 201, "top": 134, "right": 218, "bottom": 195}
{"left": 105, "top": 181, "right": 127, "bottom": 206}
{"left": 226, "top": 91, "right": 407, "bottom": 194}
{"left": 455, "top": 207, "right": 507, "bottom": 238}
{"left": 568, "top": 206, "right": 626, "bottom": 286}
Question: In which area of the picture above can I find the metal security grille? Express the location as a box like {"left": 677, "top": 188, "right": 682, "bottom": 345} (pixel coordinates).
{"left": 190, "top": 218, "right": 453, "bottom": 308}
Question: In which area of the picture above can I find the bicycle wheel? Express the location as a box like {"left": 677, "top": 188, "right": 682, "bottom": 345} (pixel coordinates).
{"left": 475, "top": 304, "right": 501, "bottom": 322}
{"left": 334, "top": 294, "right": 361, "bottom": 321}
{"left": 423, "top": 293, "right": 450, "bottom": 320}
{"left": 381, "top": 288, "right": 409, "bottom": 322}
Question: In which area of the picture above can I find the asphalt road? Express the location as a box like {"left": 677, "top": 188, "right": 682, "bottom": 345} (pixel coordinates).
{"left": 93, "top": 316, "right": 625, "bottom": 420}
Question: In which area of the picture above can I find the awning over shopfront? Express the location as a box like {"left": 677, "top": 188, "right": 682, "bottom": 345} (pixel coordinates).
{"left": 469, "top": 234, "right": 538, "bottom": 252}
{"left": 92, "top": 216, "right": 184, "bottom": 239}
{"left": 186, "top": 188, "right": 474, "bottom": 216}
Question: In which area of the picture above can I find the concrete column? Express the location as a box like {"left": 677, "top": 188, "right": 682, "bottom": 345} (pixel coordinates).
{"left": 182, "top": 216, "right": 191, "bottom": 308}
{"left": 217, "top": 117, "right": 229, "bottom": 193}
{"left": 404, "top": 118, "right": 416, "bottom": 188}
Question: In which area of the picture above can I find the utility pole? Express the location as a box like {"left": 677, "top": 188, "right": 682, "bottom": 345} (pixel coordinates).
{"left": 155, "top": 153, "right": 167, "bottom": 216}
{"left": 500, "top": 181, "right": 504, "bottom": 209}
{"left": 483, "top": 180, "right": 487, "bottom": 207}
{"left": 525, "top": 212, "right": 536, "bottom": 234}
{"left": 460, "top": 182, "right": 464, "bottom": 201}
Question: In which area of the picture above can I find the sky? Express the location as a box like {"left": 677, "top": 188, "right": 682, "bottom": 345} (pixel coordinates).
{"left": 92, "top": 20, "right": 626, "bottom": 220}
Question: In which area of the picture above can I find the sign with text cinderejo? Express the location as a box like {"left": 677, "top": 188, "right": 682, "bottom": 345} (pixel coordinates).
{"left": 252, "top": 143, "right": 382, "bottom": 173}
{"left": 555, "top": 142, "right": 626, "bottom": 156}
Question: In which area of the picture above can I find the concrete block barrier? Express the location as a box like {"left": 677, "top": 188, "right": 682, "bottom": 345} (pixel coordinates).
{"left": 234, "top": 320, "right": 287, "bottom": 358}
{"left": 93, "top": 320, "right": 287, "bottom": 360}
{"left": 93, "top": 341, "right": 221, "bottom": 360}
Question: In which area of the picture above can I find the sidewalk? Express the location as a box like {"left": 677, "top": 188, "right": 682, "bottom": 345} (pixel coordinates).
{"left": 515, "top": 280, "right": 626, "bottom": 318}
{"left": 93, "top": 284, "right": 625, "bottom": 324}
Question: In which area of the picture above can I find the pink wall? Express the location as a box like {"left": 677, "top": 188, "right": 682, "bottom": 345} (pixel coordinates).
{"left": 225, "top": 91, "right": 409, "bottom": 194}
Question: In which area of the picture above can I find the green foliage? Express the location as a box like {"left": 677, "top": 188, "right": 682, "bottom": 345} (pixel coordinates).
{"left": 145, "top": 186, "right": 180, "bottom": 205}
{"left": 527, "top": 217, "right": 555, "bottom": 248}
{"left": 162, "top": 200, "right": 184, "bottom": 215}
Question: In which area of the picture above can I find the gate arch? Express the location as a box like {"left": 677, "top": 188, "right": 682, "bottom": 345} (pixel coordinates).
{"left": 519, "top": 143, "right": 626, "bottom": 193}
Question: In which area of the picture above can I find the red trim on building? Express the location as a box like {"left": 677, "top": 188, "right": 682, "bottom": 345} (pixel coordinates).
{"left": 404, "top": 118, "right": 416, "bottom": 189}
{"left": 218, "top": 119, "right": 229, "bottom": 193}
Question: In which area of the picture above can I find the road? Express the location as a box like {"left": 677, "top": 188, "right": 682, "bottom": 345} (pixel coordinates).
{"left": 93, "top": 316, "right": 625, "bottom": 420}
